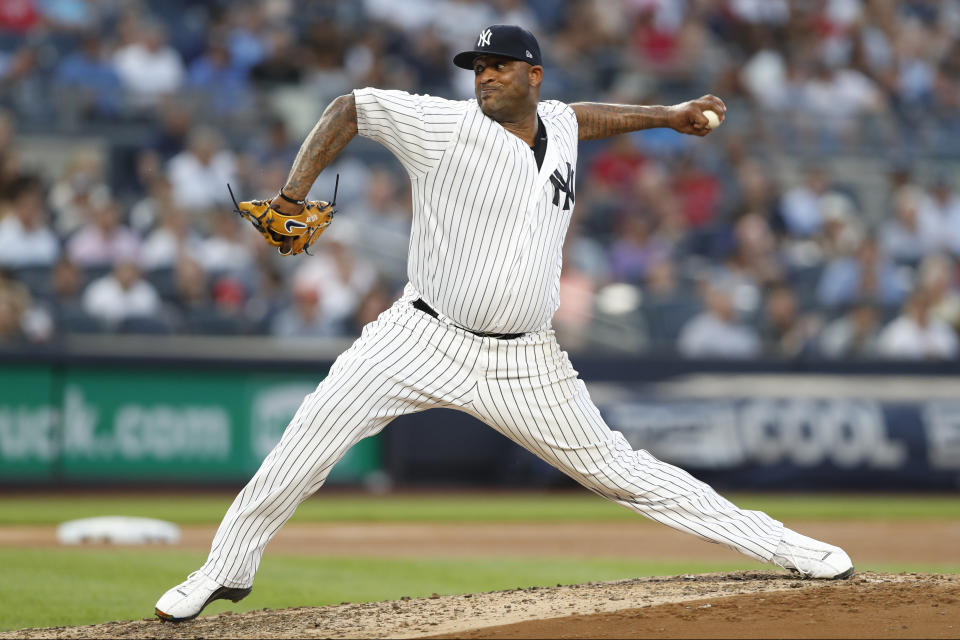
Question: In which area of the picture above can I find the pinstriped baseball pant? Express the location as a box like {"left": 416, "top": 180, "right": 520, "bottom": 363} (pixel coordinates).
{"left": 201, "top": 286, "right": 784, "bottom": 588}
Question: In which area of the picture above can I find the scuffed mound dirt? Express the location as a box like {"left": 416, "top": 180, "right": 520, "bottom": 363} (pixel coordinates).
{"left": 2, "top": 572, "right": 956, "bottom": 639}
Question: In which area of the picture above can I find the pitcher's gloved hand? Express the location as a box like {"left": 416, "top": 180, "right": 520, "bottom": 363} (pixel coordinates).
{"left": 229, "top": 180, "right": 339, "bottom": 256}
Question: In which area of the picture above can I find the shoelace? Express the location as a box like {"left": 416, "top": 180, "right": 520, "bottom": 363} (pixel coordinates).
{"left": 177, "top": 570, "right": 207, "bottom": 591}
{"left": 772, "top": 550, "right": 812, "bottom": 578}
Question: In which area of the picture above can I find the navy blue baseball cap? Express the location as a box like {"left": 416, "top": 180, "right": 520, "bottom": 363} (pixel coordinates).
{"left": 453, "top": 25, "right": 542, "bottom": 70}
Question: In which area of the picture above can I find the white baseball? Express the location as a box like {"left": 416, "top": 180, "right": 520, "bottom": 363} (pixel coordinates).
{"left": 703, "top": 109, "right": 721, "bottom": 129}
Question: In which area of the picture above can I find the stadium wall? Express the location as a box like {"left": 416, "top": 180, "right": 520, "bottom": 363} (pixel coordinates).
{"left": 1, "top": 340, "right": 958, "bottom": 490}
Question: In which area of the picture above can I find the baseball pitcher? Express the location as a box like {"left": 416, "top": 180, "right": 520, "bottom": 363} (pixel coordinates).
{"left": 156, "top": 25, "right": 853, "bottom": 622}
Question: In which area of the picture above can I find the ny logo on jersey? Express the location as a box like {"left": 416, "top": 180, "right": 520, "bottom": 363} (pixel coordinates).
{"left": 550, "top": 162, "right": 576, "bottom": 211}
{"left": 478, "top": 29, "right": 492, "bottom": 47}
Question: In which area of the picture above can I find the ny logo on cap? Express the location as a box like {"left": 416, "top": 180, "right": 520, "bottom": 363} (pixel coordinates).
{"left": 478, "top": 28, "right": 492, "bottom": 47}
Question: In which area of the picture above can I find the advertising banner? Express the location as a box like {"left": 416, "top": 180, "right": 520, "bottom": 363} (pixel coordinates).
{"left": 0, "top": 365, "right": 58, "bottom": 481}
{"left": 592, "top": 382, "right": 960, "bottom": 490}
{"left": 0, "top": 365, "right": 380, "bottom": 484}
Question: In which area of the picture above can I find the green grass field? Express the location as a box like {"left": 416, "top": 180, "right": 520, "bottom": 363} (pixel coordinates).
{"left": 0, "top": 492, "right": 957, "bottom": 631}
{"left": 2, "top": 491, "right": 958, "bottom": 525}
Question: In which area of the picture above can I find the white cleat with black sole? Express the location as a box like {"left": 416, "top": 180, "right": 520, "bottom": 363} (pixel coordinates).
{"left": 771, "top": 528, "right": 855, "bottom": 579}
{"left": 155, "top": 570, "right": 252, "bottom": 622}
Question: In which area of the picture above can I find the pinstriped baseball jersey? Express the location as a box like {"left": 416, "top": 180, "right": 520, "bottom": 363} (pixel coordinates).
{"left": 189, "top": 91, "right": 789, "bottom": 597}
{"left": 354, "top": 88, "right": 578, "bottom": 334}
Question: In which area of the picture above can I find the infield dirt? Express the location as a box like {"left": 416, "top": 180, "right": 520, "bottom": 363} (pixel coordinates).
{"left": 1, "top": 571, "right": 956, "bottom": 639}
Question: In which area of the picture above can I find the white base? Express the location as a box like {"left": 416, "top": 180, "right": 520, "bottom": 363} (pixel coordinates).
{"left": 57, "top": 516, "right": 181, "bottom": 545}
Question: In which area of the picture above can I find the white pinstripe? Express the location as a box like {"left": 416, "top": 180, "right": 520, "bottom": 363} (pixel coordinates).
{"left": 200, "top": 288, "right": 783, "bottom": 588}
{"left": 197, "top": 88, "right": 785, "bottom": 589}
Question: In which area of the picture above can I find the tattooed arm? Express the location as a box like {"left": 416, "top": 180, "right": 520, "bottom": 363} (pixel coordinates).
{"left": 570, "top": 94, "right": 726, "bottom": 140}
{"left": 274, "top": 93, "right": 358, "bottom": 206}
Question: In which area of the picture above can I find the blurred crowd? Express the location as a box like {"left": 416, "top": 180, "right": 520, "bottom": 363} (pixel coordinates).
{"left": 1, "top": 0, "right": 960, "bottom": 360}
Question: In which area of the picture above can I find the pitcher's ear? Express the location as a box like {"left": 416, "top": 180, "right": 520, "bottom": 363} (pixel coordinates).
{"left": 529, "top": 65, "right": 543, "bottom": 88}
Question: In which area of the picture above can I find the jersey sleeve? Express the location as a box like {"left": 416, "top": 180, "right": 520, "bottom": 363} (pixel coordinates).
{"left": 353, "top": 88, "right": 466, "bottom": 177}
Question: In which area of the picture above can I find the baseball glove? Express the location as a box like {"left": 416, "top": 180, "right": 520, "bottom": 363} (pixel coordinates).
{"left": 228, "top": 178, "right": 338, "bottom": 256}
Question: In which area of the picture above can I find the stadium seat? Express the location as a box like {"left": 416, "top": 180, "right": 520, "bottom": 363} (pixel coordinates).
{"left": 59, "top": 308, "right": 107, "bottom": 334}
{"left": 13, "top": 265, "right": 54, "bottom": 298}
{"left": 144, "top": 267, "right": 180, "bottom": 302}
{"left": 184, "top": 308, "right": 246, "bottom": 335}
{"left": 117, "top": 315, "right": 173, "bottom": 335}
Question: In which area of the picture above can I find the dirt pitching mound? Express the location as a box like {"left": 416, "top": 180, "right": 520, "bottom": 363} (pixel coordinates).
{"left": 2, "top": 572, "right": 957, "bottom": 639}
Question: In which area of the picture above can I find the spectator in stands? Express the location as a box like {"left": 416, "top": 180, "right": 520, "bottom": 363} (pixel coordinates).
{"left": 880, "top": 186, "right": 942, "bottom": 265}
{"left": 728, "top": 157, "right": 779, "bottom": 231}
{"left": 226, "top": 4, "right": 269, "bottom": 73}
{"left": 348, "top": 278, "right": 394, "bottom": 335}
{"left": 0, "top": 108, "right": 17, "bottom": 194}
{"left": 0, "top": 271, "right": 51, "bottom": 344}
{"left": 814, "top": 192, "right": 863, "bottom": 262}
{"left": 671, "top": 152, "right": 723, "bottom": 231}
{"left": 876, "top": 290, "right": 958, "bottom": 360}
{"left": 44, "top": 256, "right": 86, "bottom": 330}
{"left": 630, "top": 163, "right": 684, "bottom": 240}
{"left": 301, "top": 23, "right": 355, "bottom": 103}
{"left": 66, "top": 195, "right": 140, "bottom": 269}
{"left": 2, "top": 0, "right": 960, "bottom": 352}
{"left": 140, "top": 207, "right": 204, "bottom": 271}
{"left": 553, "top": 251, "right": 596, "bottom": 351}
{"left": 247, "top": 115, "right": 300, "bottom": 168}
{"left": 210, "top": 277, "right": 248, "bottom": 327}
{"left": 0, "top": 41, "right": 48, "bottom": 124}
{"left": 169, "top": 256, "right": 210, "bottom": 316}
{"left": 758, "top": 283, "right": 822, "bottom": 359}
{"left": 777, "top": 167, "right": 834, "bottom": 238}
{"left": 112, "top": 18, "right": 185, "bottom": 111}
{"left": 290, "top": 240, "right": 377, "bottom": 330}
{"left": 927, "top": 177, "right": 960, "bottom": 257}
{"left": 245, "top": 265, "right": 286, "bottom": 335}
{"left": 917, "top": 253, "right": 960, "bottom": 336}
{"left": 678, "top": 277, "right": 760, "bottom": 359}
{"left": 392, "top": 24, "right": 453, "bottom": 97}
{"left": 168, "top": 257, "right": 245, "bottom": 335}
{"left": 53, "top": 31, "right": 122, "bottom": 120}
{"left": 167, "top": 125, "right": 237, "bottom": 213}
{"left": 0, "top": 0, "right": 41, "bottom": 33}
{"left": 199, "top": 210, "right": 256, "bottom": 276}
{"left": 47, "top": 149, "right": 110, "bottom": 236}
{"left": 81, "top": 259, "right": 161, "bottom": 328}
{"left": 186, "top": 35, "right": 251, "bottom": 119}
{"left": 715, "top": 212, "right": 784, "bottom": 317}
{"left": 608, "top": 215, "right": 671, "bottom": 284}
{"left": 129, "top": 174, "right": 173, "bottom": 234}
{"left": 816, "top": 233, "right": 908, "bottom": 310}
{"left": 270, "top": 277, "right": 343, "bottom": 339}
{"left": 587, "top": 130, "right": 648, "bottom": 195}
{"left": 800, "top": 60, "right": 886, "bottom": 148}
{"left": 640, "top": 259, "right": 699, "bottom": 349}
{"left": 0, "top": 175, "right": 59, "bottom": 269}
{"left": 0, "top": 288, "right": 24, "bottom": 344}
{"left": 36, "top": 0, "right": 96, "bottom": 32}
{"left": 147, "top": 102, "right": 193, "bottom": 163}
{"left": 330, "top": 167, "right": 411, "bottom": 282}
{"left": 818, "top": 300, "right": 883, "bottom": 359}
{"left": 249, "top": 26, "right": 303, "bottom": 88}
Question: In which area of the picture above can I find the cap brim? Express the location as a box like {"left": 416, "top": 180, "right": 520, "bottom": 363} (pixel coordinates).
{"left": 453, "top": 51, "right": 480, "bottom": 69}
{"left": 453, "top": 50, "right": 532, "bottom": 69}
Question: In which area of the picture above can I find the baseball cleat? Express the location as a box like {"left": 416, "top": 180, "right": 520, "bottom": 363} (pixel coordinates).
{"left": 771, "top": 528, "right": 854, "bottom": 579}
{"left": 155, "top": 570, "right": 252, "bottom": 622}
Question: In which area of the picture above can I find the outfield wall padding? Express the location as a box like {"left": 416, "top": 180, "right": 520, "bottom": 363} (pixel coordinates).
{"left": 1, "top": 344, "right": 958, "bottom": 489}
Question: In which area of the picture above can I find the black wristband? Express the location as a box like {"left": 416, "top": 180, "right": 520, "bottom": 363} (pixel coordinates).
{"left": 277, "top": 190, "right": 304, "bottom": 206}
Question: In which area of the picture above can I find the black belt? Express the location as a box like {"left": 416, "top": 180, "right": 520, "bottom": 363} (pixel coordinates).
{"left": 412, "top": 298, "right": 525, "bottom": 340}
